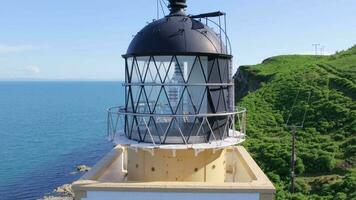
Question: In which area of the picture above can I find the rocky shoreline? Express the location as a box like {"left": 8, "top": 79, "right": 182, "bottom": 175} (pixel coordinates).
{"left": 38, "top": 165, "right": 91, "bottom": 200}
{"left": 39, "top": 184, "right": 74, "bottom": 200}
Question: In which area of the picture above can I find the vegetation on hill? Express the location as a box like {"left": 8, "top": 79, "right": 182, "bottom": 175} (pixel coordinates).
{"left": 234, "top": 45, "right": 356, "bottom": 199}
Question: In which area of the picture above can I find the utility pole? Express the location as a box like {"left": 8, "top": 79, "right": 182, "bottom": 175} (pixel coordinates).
{"left": 320, "top": 46, "right": 325, "bottom": 56}
{"left": 290, "top": 126, "right": 296, "bottom": 193}
{"left": 285, "top": 91, "right": 311, "bottom": 193}
{"left": 312, "top": 44, "right": 320, "bottom": 55}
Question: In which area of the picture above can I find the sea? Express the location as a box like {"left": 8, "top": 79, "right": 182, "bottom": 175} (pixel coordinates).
{"left": 0, "top": 81, "right": 124, "bottom": 200}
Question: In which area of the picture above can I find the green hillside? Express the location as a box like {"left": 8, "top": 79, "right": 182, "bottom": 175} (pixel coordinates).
{"left": 234, "top": 45, "right": 356, "bottom": 199}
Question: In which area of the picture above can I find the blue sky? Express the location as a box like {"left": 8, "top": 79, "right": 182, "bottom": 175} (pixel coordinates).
{"left": 0, "top": 0, "right": 355, "bottom": 80}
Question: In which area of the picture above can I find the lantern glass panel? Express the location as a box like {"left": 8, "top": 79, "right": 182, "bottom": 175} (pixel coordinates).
{"left": 125, "top": 55, "right": 232, "bottom": 144}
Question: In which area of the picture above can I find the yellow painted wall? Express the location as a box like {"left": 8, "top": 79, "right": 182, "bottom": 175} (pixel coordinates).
{"left": 127, "top": 148, "right": 229, "bottom": 182}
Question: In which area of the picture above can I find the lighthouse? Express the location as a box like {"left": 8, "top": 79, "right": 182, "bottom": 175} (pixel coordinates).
{"left": 72, "top": 1, "right": 275, "bottom": 199}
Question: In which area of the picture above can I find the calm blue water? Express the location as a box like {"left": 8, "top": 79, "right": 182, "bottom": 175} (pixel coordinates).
{"left": 0, "top": 81, "right": 124, "bottom": 200}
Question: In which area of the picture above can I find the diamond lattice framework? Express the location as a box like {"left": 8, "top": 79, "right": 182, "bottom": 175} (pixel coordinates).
{"left": 120, "top": 55, "right": 235, "bottom": 144}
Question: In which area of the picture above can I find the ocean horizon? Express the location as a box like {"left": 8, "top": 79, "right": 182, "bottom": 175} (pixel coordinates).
{"left": 0, "top": 81, "right": 124, "bottom": 200}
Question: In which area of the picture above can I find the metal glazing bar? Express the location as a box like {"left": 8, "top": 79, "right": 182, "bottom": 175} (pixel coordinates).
{"left": 186, "top": 56, "right": 199, "bottom": 82}
{"left": 205, "top": 117, "right": 217, "bottom": 142}
{"left": 162, "top": 118, "right": 174, "bottom": 143}
{"left": 186, "top": 117, "right": 198, "bottom": 143}
{"left": 197, "top": 56, "right": 208, "bottom": 82}
{"left": 207, "top": 58, "right": 217, "bottom": 82}
{"left": 163, "top": 56, "right": 175, "bottom": 83}
{"left": 152, "top": 56, "right": 164, "bottom": 83}
{"left": 175, "top": 117, "right": 188, "bottom": 144}
{"left": 195, "top": 117, "right": 205, "bottom": 137}
{"left": 143, "top": 117, "right": 156, "bottom": 146}
{"left": 222, "top": 115, "right": 231, "bottom": 138}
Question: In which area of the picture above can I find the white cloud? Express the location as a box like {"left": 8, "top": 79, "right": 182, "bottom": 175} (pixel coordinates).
{"left": 24, "top": 65, "right": 41, "bottom": 74}
{"left": 0, "top": 44, "right": 38, "bottom": 53}
{"left": 0, "top": 65, "right": 41, "bottom": 79}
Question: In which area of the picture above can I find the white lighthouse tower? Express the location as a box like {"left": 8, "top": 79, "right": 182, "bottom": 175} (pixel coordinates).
{"left": 73, "top": 1, "right": 275, "bottom": 199}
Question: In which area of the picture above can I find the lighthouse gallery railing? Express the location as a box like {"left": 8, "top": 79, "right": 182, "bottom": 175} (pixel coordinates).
{"left": 107, "top": 106, "right": 246, "bottom": 146}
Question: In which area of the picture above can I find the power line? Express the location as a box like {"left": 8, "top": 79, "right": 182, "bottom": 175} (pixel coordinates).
{"left": 285, "top": 90, "right": 301, "bottom": 125}
{"left": 300, "top": 92, "right": 311, "bottom": 128}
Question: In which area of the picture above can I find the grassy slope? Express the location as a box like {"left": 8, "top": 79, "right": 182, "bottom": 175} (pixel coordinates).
{"left": 236, "top": 46, "right": 356, "bottom": 199}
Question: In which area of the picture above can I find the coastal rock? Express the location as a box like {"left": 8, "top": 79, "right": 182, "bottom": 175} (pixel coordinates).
{"left": 39, "top": 196, "right": 73, "bottom": 200}
{"left": 76, "top": 165, "right": 91, "bottom": 172}
{"left": 54, "top": 184, "right": 74, "bottom": 196}
{"left": 38, "top": 184, "right": 74, "bottom": 200}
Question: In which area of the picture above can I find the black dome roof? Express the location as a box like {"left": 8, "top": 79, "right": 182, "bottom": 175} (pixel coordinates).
{"left": 126, "top": 15, "right": 227, "bottom": 56}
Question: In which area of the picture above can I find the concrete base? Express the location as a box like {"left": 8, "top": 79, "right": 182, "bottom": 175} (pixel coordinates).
{"left": 72, "top": 145, "right": 275, "bottom": 200}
